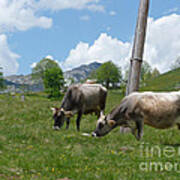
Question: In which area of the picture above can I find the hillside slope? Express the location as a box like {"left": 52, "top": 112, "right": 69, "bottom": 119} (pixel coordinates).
{"left": 142, "top": 67, "right": 180, "bottom": 91}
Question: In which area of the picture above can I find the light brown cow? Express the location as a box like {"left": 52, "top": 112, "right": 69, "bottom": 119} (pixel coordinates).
{"left": 92, "top": 91, "right": 180, "bottom": 140}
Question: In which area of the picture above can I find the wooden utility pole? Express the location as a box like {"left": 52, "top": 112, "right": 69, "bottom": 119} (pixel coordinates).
{"left": 126, "top": 0, "right": 150, "bottom": 95}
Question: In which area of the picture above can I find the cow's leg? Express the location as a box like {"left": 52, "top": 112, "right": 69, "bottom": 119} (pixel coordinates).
{"left": 76, "top": 111, "right": 82, "bottom": 131}
{"left": 100, "top": 90, "right": 107, "bottom": 114}
{"left": 136, "top": 120, "right": 144, "bottom": 140}
{"left": 131, "top": 127, "right": 137, "bottom": 137}
{"left": 176, "top": 123, "right": 180, "bottom": 130}
{"left": 96, "top": 110, "right": 101, "bottom": 118}
{"left": 66, "top": 118, "right": 70, "bottom": 129}
{"left": 131, "top": 125, "right": 138, "bottom": 139}
{"left": 127, "top": 117, "right": 143, "bottom": 141}
{"left": 125, "top": 120, "right": 137, "bottom": 138}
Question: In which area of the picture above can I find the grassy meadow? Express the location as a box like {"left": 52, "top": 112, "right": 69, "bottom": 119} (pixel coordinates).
{"left": 0, "top": 88, "right": 180, "bottom": 180}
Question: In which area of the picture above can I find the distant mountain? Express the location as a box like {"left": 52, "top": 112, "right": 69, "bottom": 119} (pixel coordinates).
{"left": 4, "top": 74, "right": 43, "bottom": 93}
{"left": 64, "top": 62, "right": 101, "bottom": 82}
{"left": 5, "top": 74, "right": 34, "bottom": 86}
{"left": 3, "top": 62, "right": 102, "bottom": 93}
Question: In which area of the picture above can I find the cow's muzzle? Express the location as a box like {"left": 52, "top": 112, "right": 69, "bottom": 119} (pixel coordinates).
{"left": 92, "top": 132, "right": 97, "bottom": 137}
{"left": 91, "top": 131, "right": 100, "bottom": 137}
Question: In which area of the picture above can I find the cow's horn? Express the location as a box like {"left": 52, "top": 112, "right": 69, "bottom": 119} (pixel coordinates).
{"left": 51, "top": 107, "right": 56, "bottom": 114}
{"left": 60, "top": 108, "right": 64, "bottom": 112}
{"left": 100, "top": 112, "right": 105, "bottom": 119}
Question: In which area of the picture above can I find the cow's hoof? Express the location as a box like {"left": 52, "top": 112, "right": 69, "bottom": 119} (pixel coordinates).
{"left": 53, "top": 126, "right": 60, "bottom": 130}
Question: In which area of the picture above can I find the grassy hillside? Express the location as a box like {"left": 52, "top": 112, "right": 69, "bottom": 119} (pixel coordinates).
{"left": 0, "top": 91, "right": 180, "bottom": 179}
{"left": 142, "top": 67, "right": 180, "bottom": 91}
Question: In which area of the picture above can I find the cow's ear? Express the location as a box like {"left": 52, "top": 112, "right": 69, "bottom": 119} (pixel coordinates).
{"left": 108, "top": 120, "right": 116, "bottom": 127}
{"left": 51, "top": 107, "right": 56, "bottom": 115}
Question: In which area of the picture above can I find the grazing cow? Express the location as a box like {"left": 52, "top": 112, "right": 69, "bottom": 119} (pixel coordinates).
{"left": 92, "top": 91, "right": 180, "bottom": 140}
{"left": 51, "top": 83, "right": 107, "bottom": 131}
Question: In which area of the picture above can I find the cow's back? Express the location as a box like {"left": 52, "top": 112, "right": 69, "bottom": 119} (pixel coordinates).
{"left": 79, "top": 84, "right": 107, "bottom": 112}
{"left": 131, "top": 92, "right": 180, "bottom": 128}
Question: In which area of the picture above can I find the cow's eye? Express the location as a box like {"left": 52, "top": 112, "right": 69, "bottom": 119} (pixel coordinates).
{"left": 98, "top": 122, "right": 104, "bottom": 129}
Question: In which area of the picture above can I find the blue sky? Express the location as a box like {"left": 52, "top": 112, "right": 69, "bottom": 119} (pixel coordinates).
{"left": 0, "top": 0, "right": 180, "bottom": 76}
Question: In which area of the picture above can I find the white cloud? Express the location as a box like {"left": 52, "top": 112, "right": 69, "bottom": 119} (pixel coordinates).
{"left": 109, "top": 11, "right": 116, "bottom": 16}
{"left": 30, "top": 62, "right": 37, "bottom": 69}
{"left": 62, "top": 33, "right": 131, "bottom": 71}
{"left": 80, "top": 15, "right": 90, "bottom": 21}
{"left": 0, "top": 34, "right": 20, "bottom": 75}
{"left": 0, "top": 0, "right": 104, "bottom": 33}
{"left": 38, "top": 0, "right": 104, "bottom": 12}
{"left": 0, "top": 0, "right": 52, "bottom": 32}
{"left": 63, "top": 13, "right": 180, "bottom": 73}
{"left": 86, "top": 4, "right": 104, "bottom": 12}
{"left": 45, "top": 55, "right": 54, "bottom": 60}
{"left": 145, "top": 13, "right": 180, "bottom": 72}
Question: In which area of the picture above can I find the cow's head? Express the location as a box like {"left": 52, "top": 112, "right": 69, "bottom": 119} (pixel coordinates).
{"left": 92, "top": 113, "right": 117, "bottom": 137}
{"left": 51, "top": 107, "right": 73, "bottom": 130}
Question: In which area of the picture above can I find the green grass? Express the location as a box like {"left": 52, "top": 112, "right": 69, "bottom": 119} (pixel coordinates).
{"left": 0, "top": 90, "right": 180, "bottom": 180}
{"left": 141, "top": 67, "right": 180, "bottom": 91}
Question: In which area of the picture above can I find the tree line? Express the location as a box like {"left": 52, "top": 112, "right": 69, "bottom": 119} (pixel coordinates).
{"left": 31, "top": 58, "right": 162, "bottom": 98}
{"left": 31, "top": 56, "right": 180, "bottom": 97}
{"left": 1, "top": 56, "right": 179, "bottom": 97}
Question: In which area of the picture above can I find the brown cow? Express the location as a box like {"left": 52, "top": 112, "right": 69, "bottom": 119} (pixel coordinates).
{"left": 51, "top": 83, "right": 107, "bottom": 131}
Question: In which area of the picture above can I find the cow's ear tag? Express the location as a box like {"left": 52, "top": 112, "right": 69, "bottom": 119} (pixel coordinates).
{"left": 108, "top": 120, "right": 116, "bottom": 127}
{"left": 64, "top": 111, "right": 73, "bottom": 118}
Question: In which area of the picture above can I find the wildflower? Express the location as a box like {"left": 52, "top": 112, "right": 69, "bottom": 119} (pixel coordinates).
{"left": 111, "top": 150, "right": 115, "bottom": 154}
